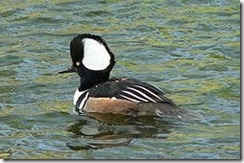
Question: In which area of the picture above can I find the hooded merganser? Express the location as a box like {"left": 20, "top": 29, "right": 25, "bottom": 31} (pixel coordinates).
{"left": 59, "top": 34, "right": 192, "bottom": 118}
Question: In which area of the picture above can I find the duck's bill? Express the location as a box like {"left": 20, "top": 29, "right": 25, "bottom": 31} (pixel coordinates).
{"left": 58, "top": 67, "right": 76, "bottom": 74}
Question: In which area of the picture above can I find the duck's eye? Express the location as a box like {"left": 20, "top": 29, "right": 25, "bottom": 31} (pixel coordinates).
{"left": 76, "top": 62, "right": 80, "bottom": 66}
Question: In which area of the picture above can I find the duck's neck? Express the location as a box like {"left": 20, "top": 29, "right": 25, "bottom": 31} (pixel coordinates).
{"left": 78, "top": 71, "right": 110, "bottom": 91}
{"left": 77, "top": 61, "right": 115, "bottom": 91}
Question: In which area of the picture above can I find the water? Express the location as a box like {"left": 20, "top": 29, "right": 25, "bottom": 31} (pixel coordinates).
{"left": 0, "top": 0, "right": 240, "bottom": 159}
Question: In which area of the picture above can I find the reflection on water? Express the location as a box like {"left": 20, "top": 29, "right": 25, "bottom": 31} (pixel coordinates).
{"left": 0, "top": 0, "right": 240, "bottom": 159}
{"left": 66, "top": 111, "right": 203, "bottom": 151}
{"left": 67, "top": 114, "right": 173, "bottom": 150}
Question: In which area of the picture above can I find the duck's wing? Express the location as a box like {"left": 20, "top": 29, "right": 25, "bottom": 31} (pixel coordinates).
{"left": 89, "top": 77, "right": 176, "bottom": 105}
{"left": 87, "top": 77, "right": 198, "bottom": 119}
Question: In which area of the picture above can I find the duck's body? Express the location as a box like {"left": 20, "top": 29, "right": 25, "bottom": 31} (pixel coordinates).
{"left": 59, "top": 34, "right": 192, "bottom": 119}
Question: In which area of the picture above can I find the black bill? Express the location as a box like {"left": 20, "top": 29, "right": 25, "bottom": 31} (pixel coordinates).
{"left": 58, "top": 67, "right": 76, "bottom": 74}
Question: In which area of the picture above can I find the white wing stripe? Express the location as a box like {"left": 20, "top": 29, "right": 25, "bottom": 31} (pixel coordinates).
{"left": 119, "top": 94, "right": 140, "bottom": 103}
{"left": 127, "top": 86, "right": 157, "bottom": 103}
{"left": 150, "top": 83, "right": 166, "bottom": 94}
{"left": 134, "top": 85, "right": 163, "bottom": 100}
{"left": 122, "top": 90, "right": 149, "bottom": 102}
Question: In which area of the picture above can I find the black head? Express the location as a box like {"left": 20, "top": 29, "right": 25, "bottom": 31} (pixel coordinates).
{"left": 59, "top": 34, "right": 116, "bottom": 90}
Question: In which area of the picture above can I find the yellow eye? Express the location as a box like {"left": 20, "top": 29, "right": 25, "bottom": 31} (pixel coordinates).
{"left": 76, "top": 62, "right": 80, "bottom": 66}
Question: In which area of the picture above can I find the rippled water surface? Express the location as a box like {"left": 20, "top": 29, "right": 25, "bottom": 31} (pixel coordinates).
{"left": 0, "top": 0, "right": 240, "bottom": 159}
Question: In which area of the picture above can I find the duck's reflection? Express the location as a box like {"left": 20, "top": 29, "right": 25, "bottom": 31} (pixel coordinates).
{"left": 66, "top": 113, "right": 182, "bottom": 150}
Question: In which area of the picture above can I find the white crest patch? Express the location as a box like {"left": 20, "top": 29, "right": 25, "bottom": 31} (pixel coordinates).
{"left": 82, "top": 38, "right": 111, "bottom": 70}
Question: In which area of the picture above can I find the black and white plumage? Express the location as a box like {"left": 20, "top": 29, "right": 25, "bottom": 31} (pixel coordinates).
{"left": 88, "top": 78, "right": 166, "bottom": 103}
{"left": 74, "top": 78, "right": 167, "bottom": 109}
{"left": 59, "top": 34, "right": 194, "bottom": 118}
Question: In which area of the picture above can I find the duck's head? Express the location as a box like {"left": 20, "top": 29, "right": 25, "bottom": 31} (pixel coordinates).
{"left": 59, "top": 34, "right": 116, "bottom": 90}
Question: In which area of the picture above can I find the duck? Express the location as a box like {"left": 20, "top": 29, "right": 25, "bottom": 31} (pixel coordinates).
{"left": 59, "top": 33, "right": 193, "bottom": 119}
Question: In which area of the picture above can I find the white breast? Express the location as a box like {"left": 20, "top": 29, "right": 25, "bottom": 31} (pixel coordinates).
{"left": 73, "top": 89, "right": 89, "bottom": 112}
{"left": 73, "top": 89, "right": 87, "bottom": 105}
{"left": 82, "top": 38, "right": 111, "bottom": 70}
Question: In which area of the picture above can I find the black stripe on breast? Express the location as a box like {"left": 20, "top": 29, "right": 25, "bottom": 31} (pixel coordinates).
{"left": 75, "top": 91, "right": 89, "bottom": 113}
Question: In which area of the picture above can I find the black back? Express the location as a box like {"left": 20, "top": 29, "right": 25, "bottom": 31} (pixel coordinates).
{"left": 88, "top": 77, "right": 176, "bottom": 106}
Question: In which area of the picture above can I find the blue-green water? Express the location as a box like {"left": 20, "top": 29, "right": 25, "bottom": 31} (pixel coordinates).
{"left": 0, "top": 0, "right": 240, "bottom": 159}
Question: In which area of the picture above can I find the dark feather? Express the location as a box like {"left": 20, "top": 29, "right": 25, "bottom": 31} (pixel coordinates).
{"left": 88, "top": 77, "right": 175, "bottom": 105}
